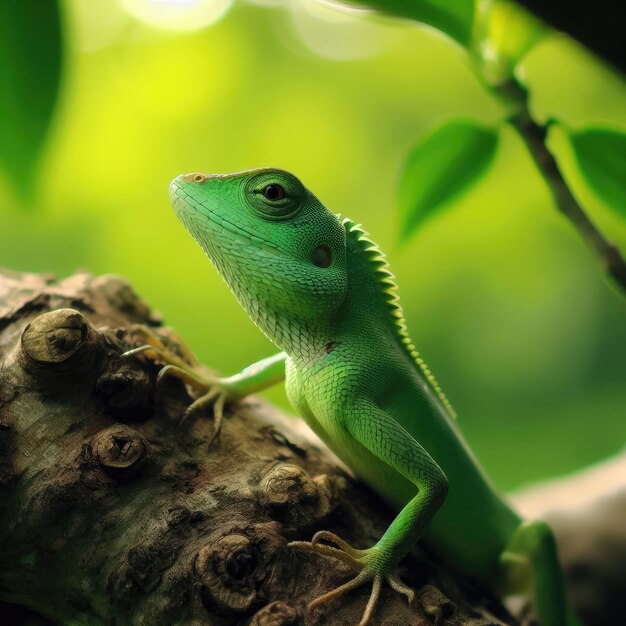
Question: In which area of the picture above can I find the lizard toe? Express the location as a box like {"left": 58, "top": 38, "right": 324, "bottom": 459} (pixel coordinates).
{"left": 290, "top": 533, "right": 414, "bottom": 625}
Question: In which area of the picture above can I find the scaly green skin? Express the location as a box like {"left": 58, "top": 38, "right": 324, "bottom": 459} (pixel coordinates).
{"left": 140, "top": 168, "right": 579, "bottom": 626}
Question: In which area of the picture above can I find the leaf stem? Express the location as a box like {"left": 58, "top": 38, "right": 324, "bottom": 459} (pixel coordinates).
{"left": 500, "top": 80, "right": 626, "bottom": 294}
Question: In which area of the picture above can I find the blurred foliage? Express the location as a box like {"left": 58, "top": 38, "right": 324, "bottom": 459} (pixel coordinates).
{"left": 0, "top": 0, "right": 625, "bottom": 491}
{"left": 0, "top": 0, "right": 62, "bottom": 201}
{"left": 349, "top": 0, "right": 626, "bottom": 282}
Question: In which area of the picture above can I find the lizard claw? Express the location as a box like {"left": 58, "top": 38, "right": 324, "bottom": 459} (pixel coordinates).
{"left": 122, "top": 341, "right": 238, "bottom": 445}
{"left": 308, "top": 569, "right": 380, "bottom": 626}
{"left": 387, "top": 572, "right": 415, "bottom": 605}
{"left": 289, "top": 532, "right": 414, "bottom": 625}
{"left": 155, "top": 362, "right": 237, "bottom": 444}
{"left": 311, "top": 530, "right": 368, "bottom": 558}
{"left": 172, "top": 374, "right": 229, "bottom": 445}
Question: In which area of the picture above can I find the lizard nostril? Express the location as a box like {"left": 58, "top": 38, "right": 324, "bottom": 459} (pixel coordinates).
{"left": 193, "top": 173, "right": 207, "bottom": 183}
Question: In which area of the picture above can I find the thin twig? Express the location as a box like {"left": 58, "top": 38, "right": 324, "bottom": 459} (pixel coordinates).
{"left": 499, "top": 80, "right": 626, "bottom": 294}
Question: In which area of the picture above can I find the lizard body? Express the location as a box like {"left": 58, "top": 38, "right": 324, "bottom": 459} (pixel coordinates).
{"left": 130, "top": 168, "right": 579, "bottom": 626}
{"left": 285, "top": 217, "right": 519, "bottom": 581}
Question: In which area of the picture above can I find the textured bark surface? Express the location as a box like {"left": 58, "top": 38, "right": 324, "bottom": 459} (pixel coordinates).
{"left": 0, "top": 269, "right": 514, "bottom": 626}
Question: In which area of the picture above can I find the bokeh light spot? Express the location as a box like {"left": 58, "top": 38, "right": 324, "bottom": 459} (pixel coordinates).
{"left": 120, "top": 0, "right": 234, "bottom": 32}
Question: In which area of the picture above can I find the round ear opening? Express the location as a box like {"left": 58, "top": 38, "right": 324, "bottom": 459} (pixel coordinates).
{"left": 311, "top": 245, "right": 332, "bottom": 268}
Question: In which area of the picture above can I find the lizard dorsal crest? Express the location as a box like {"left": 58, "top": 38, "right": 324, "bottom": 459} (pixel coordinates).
{"left": 342, "top": 217, "right": 457, "bottom": 420}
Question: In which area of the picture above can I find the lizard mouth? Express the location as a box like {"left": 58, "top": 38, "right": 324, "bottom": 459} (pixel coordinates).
{"left": 168, "top": 177, "right": 281, "bottom": 258}
{"left": 168, "top": 180, "right": 191, "bottom": 220}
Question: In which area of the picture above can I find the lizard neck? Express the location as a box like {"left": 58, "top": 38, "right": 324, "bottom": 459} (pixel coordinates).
{"left": 336, "top": 218, "right": 458, "bottom": 418}
{"left": 194, "top": 231, "right": 335, "bottom": 360}
{"left": 255, "top": 305, "right": 334, "bottom": 362}
{"left": 221, "top": 269, "right": 334, "bottom": 361}
{"left": 271, "top": 225, "right": 398, "bottom": 366}
{"left": 333, "top": 232, "right": 400, "bottom": 355}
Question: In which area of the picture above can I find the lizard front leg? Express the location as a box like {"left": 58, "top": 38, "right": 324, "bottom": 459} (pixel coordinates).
{"left": 290, "top": 401, "right": 449, "bottom": 625}
{"left": 123, "top": 329, "right": 286, "bottom": 442}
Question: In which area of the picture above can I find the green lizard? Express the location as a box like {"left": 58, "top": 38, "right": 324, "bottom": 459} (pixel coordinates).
{"left": 126, "top": 168, "right": 580, "bottom": 626}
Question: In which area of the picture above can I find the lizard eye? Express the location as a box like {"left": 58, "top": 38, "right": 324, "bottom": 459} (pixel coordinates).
{"left": 261, "top": 184, "right": 285, "bottom": 201}
{"left": 247, "top": 172, "right": 303, "bottom": 220}
{"left": 312, "top": 245, "right": 332, "bottom": 268}
{"left": 192, "top": 173, "right": 206, "bottom": 183}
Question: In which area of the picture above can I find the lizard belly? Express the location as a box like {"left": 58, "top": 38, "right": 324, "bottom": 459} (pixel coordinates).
{"left": 285, "top": 357, "right": 336, "bottom": 444}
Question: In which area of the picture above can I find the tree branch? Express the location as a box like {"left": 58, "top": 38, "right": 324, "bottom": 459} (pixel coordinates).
{"left": 501, "top": 80, "right": 626, "bottom": 293}
{"left": 0, "top": 268, "right": 514, "bottom": 626}
{"left": 513, "top": 449, "right": 626, "bottom": 626}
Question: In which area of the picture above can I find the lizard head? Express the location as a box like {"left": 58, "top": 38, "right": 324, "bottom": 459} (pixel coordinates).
{"left": 169, "top": 168, "right": 348, "bottom": 351}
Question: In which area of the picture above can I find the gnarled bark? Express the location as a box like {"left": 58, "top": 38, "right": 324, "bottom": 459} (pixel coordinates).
{"left": 0, "top": 268, "right": 516, "bottom": 625}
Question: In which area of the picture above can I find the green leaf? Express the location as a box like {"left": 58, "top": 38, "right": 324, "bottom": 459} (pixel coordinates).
{"left": 398, "top": 120, "right": 498, "bottom": 243}
{"left": 338, "top": 0, "right": 475, "bottom": 48}
{"left": 569, "top": 127, "right": 626, "bottom": 218}
{"left": 0, "top": 0, "right": 63, "bottom": 201}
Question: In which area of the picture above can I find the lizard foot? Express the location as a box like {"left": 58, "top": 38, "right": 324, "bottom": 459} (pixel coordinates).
{"left": 289, "top": 530, "right": 414, "bottom": 626}
{"left": 122, "top": 331, "right": 240, "bottom": 444}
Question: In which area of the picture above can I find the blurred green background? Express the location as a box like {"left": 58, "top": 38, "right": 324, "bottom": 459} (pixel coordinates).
{"left": 1, "top": 0, "right": 625, "bottom": 491}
